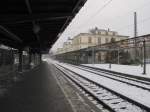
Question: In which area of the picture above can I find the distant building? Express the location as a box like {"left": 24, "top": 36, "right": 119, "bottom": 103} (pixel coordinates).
{"left": 72, "top": 33, "right": 98, "bottom": 51}
{"left": 56, "top": 48, "right": 63, "bottom": 54}
{"left": 56, "top": 28, "right": 129, "bottom": 54}
{"left": 91, "top": 28, "right": 128, "bottom": 45}
{"left": 91, "top": 28, "right": 129, "bottom": 63}
{"left": 56, "top": 38, "right": 73, "bottom": 54}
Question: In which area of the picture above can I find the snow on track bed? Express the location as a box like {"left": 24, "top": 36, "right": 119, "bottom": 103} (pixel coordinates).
{"left": 55, "top": 64, "right": 147, "bottom": 112}
{"left": 82, "top": 64, "right": 150, "bottom": 80}
{"left": 66, "top": 63, "right": 150, "bottom": 91}
{"left": 53, "top": 62, "right": 150, "bottom": 110}
{"left": 82, "top": 64, "right": 150, "bottom": 82}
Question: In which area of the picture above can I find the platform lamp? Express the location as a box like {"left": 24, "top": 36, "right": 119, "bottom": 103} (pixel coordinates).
{"left": 33, "top": 23, "right": 40, "bottom": 34}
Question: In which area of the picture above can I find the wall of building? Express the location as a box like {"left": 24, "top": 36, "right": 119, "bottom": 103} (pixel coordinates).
{"left": 56, "top": 29, "right": 129, "bottom": 56}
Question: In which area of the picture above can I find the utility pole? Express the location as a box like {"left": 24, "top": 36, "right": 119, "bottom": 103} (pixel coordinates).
{"left": 134, "top": 12, "right": 138, "bottom": 59}
{"left": 134, "top": 12, "right": 137, "bottom": 38}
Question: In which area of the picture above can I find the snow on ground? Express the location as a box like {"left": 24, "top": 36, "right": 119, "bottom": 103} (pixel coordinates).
{"left": 83, "top": 64, "right": 150, "bottom": 78}
{"left": 57, "top": 63, "right": 150, "bottom": 108}
{"left": 44, "top": 58, "right": 150, "bottom": 107}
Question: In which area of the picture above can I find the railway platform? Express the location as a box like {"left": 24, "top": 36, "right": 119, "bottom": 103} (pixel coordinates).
{"left": 0, "top": 62, "right": 99, "bottom": 112}
{"left": 0, "top": 62, "right": 73, "bottom": 112}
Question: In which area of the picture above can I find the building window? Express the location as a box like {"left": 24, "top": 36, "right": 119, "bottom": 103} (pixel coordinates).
{"left": 113, "top": 32, "right": 116, "bottom": 36}
{"left": 98, "top": 37, "right": 101, "bottom": 45}
{"left": 105, "top": 38, "right": 109, "bottom": 43}
{"left": 88, "top": 37, "right": 92, "bottom": 43}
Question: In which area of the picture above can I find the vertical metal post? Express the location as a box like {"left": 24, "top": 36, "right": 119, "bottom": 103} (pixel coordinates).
{"left": 78, "top": 53, "right": 80, "bottom": 65}
{"left": 18, "top": 49, "right": 23, "bottom": 72}
{"left": 118, "top": 48, "right": 120, "bottom": 64}
{"left": 143, "top": 40, "right": 146, "bottom": 74}
{"left": 88, "top": 51, "right": 89, "bottom": 64}
{"left": 87, "top": 52, "right": 89, "bottom": 64}
{"left": 100, "top": 52, "right": 102, "bottom": 64}
{"left": 141, "top": 47, "right": 143, "bottom": 67}
{"left": 79, "top": 50, "right": 81, "bottom": 64}
{"left": 109, "top": 63, "right": 111, "bottom": 69}
{"left": 92, "top": 47, "right": 95, "bottom": 64}
{"left": 109, "top": 50, "right": 111, "bottom": 69}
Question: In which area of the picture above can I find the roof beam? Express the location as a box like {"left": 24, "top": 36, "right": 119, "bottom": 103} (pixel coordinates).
{"left": 0, "top": 25, "right": 22, "bottom": 43}
{"left": 25, "top": 0, "right": 41, "bottom": 50}
{"left": 0, "top": 13, "right": 71, "bottom": 24}
{"left": 54, "top": 0, "right": 86, "bottom": 44}
{"left": 0, "top": 37, "right": 20, "bottom": 48}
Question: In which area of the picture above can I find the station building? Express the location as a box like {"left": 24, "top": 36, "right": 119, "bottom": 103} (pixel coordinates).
{"left": 56, "top": 28, "right": 129, "bottom": 59}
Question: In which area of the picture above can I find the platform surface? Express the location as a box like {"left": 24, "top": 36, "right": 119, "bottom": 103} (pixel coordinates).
{"left": 0, "top": 62, "right": 73, "bottom": 112}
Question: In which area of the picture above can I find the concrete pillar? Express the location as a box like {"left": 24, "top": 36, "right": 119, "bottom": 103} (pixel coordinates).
{"left": 28, "top": 51, "right": 32, "bottom": 68}
{"left": 18, "top": 49, "right": 23, "bottom": 72}
{"left": 2, "top": 51, "right": 5, "bottom": 65}
{"left": 39, "top": 53, "right": 42, "bottom": 64}
{"left": 32, "top": 54, "right": 35, "bottom": 66}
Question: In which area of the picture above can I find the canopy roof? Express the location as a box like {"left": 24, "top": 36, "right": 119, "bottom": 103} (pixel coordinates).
{"left": 0, "top": 0, "right": 87, "bottom": 53}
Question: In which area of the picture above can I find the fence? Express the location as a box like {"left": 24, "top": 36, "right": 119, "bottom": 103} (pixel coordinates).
{"left": 55, "top": 34, "right": 150, "bottom": 67}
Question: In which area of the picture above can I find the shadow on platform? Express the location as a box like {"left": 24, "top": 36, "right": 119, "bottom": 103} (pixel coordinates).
{"left": 0, "top": 62, "right": 73, "bottom": 112}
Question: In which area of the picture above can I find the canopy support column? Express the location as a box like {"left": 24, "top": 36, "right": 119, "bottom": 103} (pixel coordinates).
{"left": 18, "top": 49, "right": 23, "bottom": 72}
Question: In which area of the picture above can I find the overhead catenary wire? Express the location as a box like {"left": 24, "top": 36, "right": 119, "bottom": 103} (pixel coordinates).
{"left": 54, "top": 1, "right": 150, "bottom": 51}
{"left": 113, "top": 16, "right": 150, "bottom": 38}
{"left": 109, "top": 1, "right": 150, "bottom": 23}
{"left": 76, "top": 0, "right": 113, "bottom": 29}
{"left": 117, "top": 16, "right": 150, "bottom": 32}
{"left": 64, "top": 0, "right": 150, "bottom": 38}
{"left": 76, "top": 0, "right": 150, "bottom": 32}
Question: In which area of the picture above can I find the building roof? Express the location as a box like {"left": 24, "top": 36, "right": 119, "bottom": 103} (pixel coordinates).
{"left": 0, "top": 0, "right": 87, "bottom": 53}
{"left": 74, "top": 33, "right": 93, "bottom": 38}
{"left": 117, "top": 35, "right": 129, "bottom": 37}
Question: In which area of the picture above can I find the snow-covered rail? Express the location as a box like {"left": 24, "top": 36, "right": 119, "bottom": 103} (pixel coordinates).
{"left": 66, "top": 63, "right": 150, "bottom": 91}
{"left": 54, "top": 63, "right": 150, "bottom": 112}
{"left": 81, "top": 64, "right": 150, "bottom": 82}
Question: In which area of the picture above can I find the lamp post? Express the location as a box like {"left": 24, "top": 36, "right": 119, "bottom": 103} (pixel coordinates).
{"left": 143, "top": 39, "right": 146, "bottom": 74}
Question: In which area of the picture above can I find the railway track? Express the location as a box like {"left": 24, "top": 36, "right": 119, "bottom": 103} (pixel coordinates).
{"left": 54, "top": 63, "right": 150, "bottom": 112}
{"left": 65, "top": 63, "right": 150, "bottom": 91}
{"left": 81, "top": 64, "right": 150, "bottom": 82}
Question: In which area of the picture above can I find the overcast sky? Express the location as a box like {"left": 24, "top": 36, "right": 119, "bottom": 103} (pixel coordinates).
{"left": 51, "top": 0, "right": 150, "bottom": 51}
